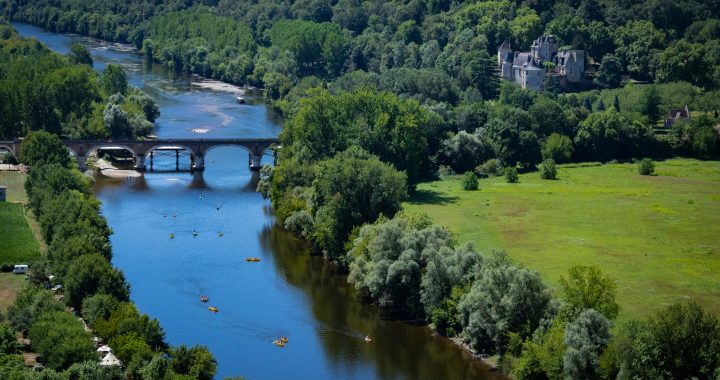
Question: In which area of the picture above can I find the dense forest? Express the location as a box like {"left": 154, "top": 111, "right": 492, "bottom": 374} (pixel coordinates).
{"left": 0, "top": 23, "right": 159, "bottom": 140}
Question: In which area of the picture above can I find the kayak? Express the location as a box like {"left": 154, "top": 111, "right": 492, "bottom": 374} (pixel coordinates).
{"left": 246, "top": 257, "right": 260, "bottom": 262}
{"left": 208, "top": 306, "right": 219, "bottom": 312}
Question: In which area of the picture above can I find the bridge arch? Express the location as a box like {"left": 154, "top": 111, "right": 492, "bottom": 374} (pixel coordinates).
{"left": 0, "top": 144, "right": 15, "bottom": 156}
{"left": 202, "top": 143, "right": 271, "bottom": 171}
{"left": 143, "top": 144, "right": 196, "bottom": 172}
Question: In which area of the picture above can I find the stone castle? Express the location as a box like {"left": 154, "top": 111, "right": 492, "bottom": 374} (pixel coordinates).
{"left": 497, "top": 35, "right": 585, "bottom": 91}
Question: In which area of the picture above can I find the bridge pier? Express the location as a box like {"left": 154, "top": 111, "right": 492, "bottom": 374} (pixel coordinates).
{"left": 76, "top": 155, "right": 88, "bottom": 172}
{"left": 249, "top": 154, "right": 263, "bottom": 171}
{"left": 134, "top": 153, "right": 146, "bottom": 172}
{"left": 192, "top": 154, "right": 205, "bottom": 171}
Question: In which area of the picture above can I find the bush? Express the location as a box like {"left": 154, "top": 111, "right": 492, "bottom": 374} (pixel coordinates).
{"left": 461, "top": 172, "right": 479, "bottom": 190}
{"left": 475, "top": 158, "right": 503, "bottom": 178}
{"left": 540, "top": 159, "right": 558, "bottom": 180}
{"left": 541, "top": 133, "right": 574, "bottom": 163}
{"left": 0, "top": 263, "right": 13, "bottom": 272}
{"left": 505, "top": 167, "right": 519, "bottom": 183}
{"left": 638, "top": 158, "right": 655, "bottom": 175}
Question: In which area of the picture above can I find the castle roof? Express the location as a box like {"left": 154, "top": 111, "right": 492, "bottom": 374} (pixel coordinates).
{"left": 498, "top": 41, "right": 511, "bottom": 50}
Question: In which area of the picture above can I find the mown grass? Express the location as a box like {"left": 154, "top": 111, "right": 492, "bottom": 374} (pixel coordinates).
{"left": 0, "top": 273, "right": 26, "bottom": 311}
{"left": 0, "top": 171, "right": 28, "bottom": 203}
{"left": 0, "top": 202, "right": 41, "bottom": 263}
{"left": 405, "top": 159, "right": 720, "bottom": 323}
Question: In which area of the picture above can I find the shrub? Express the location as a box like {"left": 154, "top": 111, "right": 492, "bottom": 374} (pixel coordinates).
{"left": 475, "top": 158, "right": 503, "bottom": 178}
{"left": 540, "top": 159, "right": 558, "bottom": 180}
{"left": 505, "top": 167, "right": 519, "bottom": 183}
{"left": 461, "top": 172, "right": 479, "bottom": 190}
{"left": 0, "top": 263, "right": 13, "bottom": 272}
{"left": 638, "top": 158, "right": 655, "bottom": 175}
{"left": 541, "top": 133, "right": 574, "bottom": 163}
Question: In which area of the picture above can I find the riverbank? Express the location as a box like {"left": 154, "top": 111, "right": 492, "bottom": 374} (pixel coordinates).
{"left": 404, "top": 158, "right": 720, "bottom": 323}
{"left": 94, "top": 158, "right": 142, "bottom": 178}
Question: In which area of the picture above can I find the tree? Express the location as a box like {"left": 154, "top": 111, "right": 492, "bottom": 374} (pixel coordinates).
{"left": 19, "top": 131, "right": 70, "bottom": 168}
{"left": 28, "top": 311, "right": 96, "bottom": 370}
{"left": 541, "top": 133, "right": 574, "bottom": 163}
{"left": 103, "top": 103, "right": 132, "bottom": 139}
{"left": 693, "top": 126, "right": 718, "bottom": 159}
{"left": 68, "top": 43, "right": 93, "bottom": 66}
{"left": 101, "top": 64, "right": 128, "bottom": 95}
{"left": 558, "top": 265, "right": 620, "bottom": 320}
{"left": 540, "top": 158, "right": 557, "bottom": 179}
{"left": 563, "top": 309, "right": 612, "bottom": 379}
{"left": 596, "top": 100, "right": 606, "bottom": 112}
{"left": 613, "top": 302, "right": 720, "bottom": 379}
{"left": 594, "top": 55, "right": 623, "bottom": 89}
{"left": 575, "top": 110, "right": 650, "bottom": 161}
{"left": 63, "top": 253, "right": 130, "bottom": 309}
{"left": 657, "top": 39, "right": 712, "bottom": 88}
{"left": 461, "top": 172, "right": 479, "bottom": 190}
{"left": 65, "top": 360, "right": 124, "bottom": 380}
{"left": 0, "top": 323, "right": 20, "bottom": 355}
{"left": 613, "top": 95, "right": 620, "bottom": 112}
{"left": 312, "top": 147, "right": 407, "bottom": 261}
{"left": 640, "top": 85, "right": 663, "bottom": 125}
{"left": 638, "top": 158, "right": 655, "bottom": 175}
{"left": 458, "top": 251, "right": 551, "bottom": 353}
{"left": 170, "top": 345, "right": 217, "bottom": 380}
{"left": 514, "top": 319, "right": 566, "bottom": 380}
{"left": 347, "top": 216, "right": 457, "bottom": 317}
{"left": 82, "top": 294, "right": 121, "bottom": 325}
{"left": 439, "top": 131, "right": 489, "bottom": 173}
{"left": 505, "top": 167, "right": 518, "bottom": 183}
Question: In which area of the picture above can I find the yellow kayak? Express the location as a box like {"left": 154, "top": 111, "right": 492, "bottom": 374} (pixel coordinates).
{"left": 246, "top": 257, "right": 261, "bottom": 262}
{"left": 273, "top": 340, "right": 286, "bottom": 347}
{"left": 208, "top": 306, "right": 219, "bottom": 312}
{"left": 279, "top": 337, "right": 289, "bottom": 343}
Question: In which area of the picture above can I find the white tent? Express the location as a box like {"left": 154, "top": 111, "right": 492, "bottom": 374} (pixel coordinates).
{"left": 96, "top": 345, "right": 112, "bottom": 354}
{"left": 99, "top": 352, "right": 122, "bottom": 367}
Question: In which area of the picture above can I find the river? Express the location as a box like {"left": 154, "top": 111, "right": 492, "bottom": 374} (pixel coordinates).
{"left": 13, "top": 22, "right": 502, "bottom": 380}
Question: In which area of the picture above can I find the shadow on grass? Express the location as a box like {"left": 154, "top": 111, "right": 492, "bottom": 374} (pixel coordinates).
{"left": 407, "top": 189, "right": 459, "bottom": 205}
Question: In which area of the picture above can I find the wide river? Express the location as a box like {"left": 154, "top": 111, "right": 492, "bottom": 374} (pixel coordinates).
{"left": 14, "top": 22, "right": 503, "bottom": 380}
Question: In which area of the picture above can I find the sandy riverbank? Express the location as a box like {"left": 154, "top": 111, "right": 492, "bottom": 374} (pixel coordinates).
{"left": 95, "top": 158, "right": 141, "bottom": 178}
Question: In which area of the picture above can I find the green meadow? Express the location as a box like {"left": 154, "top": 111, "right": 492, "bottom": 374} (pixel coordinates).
{"left": 405, "top": 159, "right": 720, "bottom": 322}
{"left": 0, "top": 171, "right": 44, "bottom": 262}
{"left": 0, "top": 202, "right": 40, "bottom": 263}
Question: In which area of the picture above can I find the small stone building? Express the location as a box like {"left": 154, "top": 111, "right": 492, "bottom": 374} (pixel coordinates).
{"left": 664, "top": 105, "right": 691, "bottom": 128}
{"left": 0, "top": 185, "right": 6, "bottom": 202}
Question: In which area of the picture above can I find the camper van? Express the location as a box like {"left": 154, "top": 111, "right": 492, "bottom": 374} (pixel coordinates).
{"left": 13, "top": 264, "right": 28, "bottom": 274}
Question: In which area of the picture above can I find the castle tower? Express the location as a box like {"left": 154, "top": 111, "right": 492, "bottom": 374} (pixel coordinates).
{"left": 501, "top": 52, "right": 513, "bottom": 80}
{"left": 497, "top": 41, "right": 512, "bottom": 67}
{"left": 530, "top": 35, "right": 558, "bottom": 62}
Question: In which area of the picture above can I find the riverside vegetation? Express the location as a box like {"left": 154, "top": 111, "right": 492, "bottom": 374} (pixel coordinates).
{"left": 2, "top": 0, "right": 720, "bottom": 379}
{"left": 0, "top": 131, "right": 218, "bottom": 379}
{"left": 0, "top": 23, "right": 218, "bottom": 377}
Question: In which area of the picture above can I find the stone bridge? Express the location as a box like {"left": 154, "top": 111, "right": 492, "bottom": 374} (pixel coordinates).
{"left": 0, "top": 138, "right": 279, "bottom": 171}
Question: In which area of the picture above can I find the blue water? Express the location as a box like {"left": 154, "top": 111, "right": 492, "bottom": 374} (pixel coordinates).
{"left": 13, "top": 22, "right": 499, "bottom": 380}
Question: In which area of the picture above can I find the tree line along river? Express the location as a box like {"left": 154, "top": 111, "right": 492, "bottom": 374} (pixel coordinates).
{"left": 13, "top": 22, "right": 503, "bottom": 380}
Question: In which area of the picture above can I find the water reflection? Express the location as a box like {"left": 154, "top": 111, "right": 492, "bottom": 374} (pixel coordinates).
{"left": 262, "top": 225, "right": 506, "bottom": 380}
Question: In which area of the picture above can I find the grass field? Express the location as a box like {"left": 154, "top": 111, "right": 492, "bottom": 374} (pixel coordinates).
{"left": 0, "top": 273, "right": 26, "bottom": 311}
{"left": 0, "top": 202, "right": 41, "bottom": 263}
{"left": 0, "top": 171, "right": 28, "bottom": 203}
{"left": 405, "top": 159, "right": 720, "bottom": 322}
